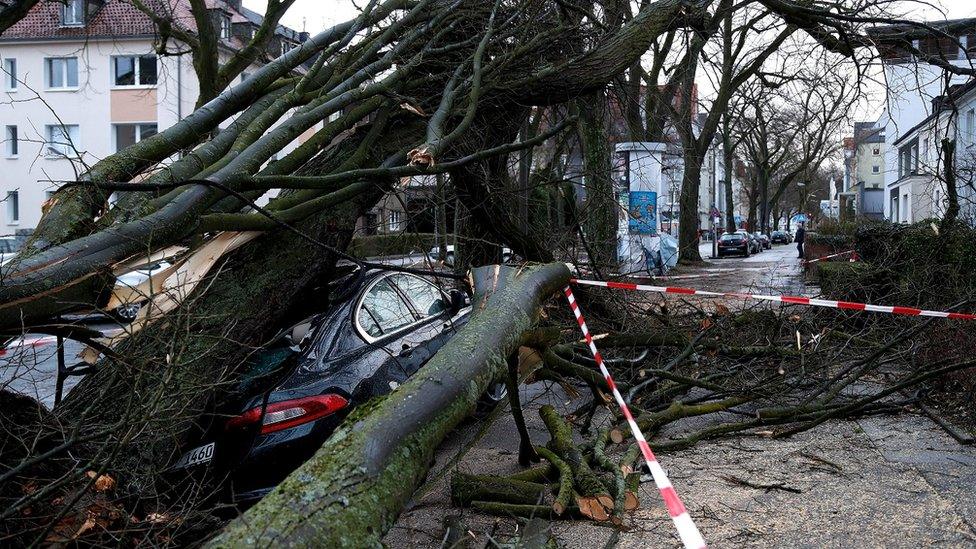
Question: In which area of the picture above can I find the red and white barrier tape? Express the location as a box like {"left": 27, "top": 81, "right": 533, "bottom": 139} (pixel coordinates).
{"left": 570, "top": 279, "right": 976, "bottom": 320}
{"left": 563, "top": 286, "right": 707, "bottom": 549}
{"left": 804, "top": 249, "right": 858, "bottom": 264}
{"left": 0, "top": 335, "right": 58, "bottom": 356}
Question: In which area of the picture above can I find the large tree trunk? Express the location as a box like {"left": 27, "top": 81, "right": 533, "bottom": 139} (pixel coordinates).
{"left": 577, "top": 91, "right": 617, "bottom": 271}
{"left": 723, "top": 117, "right": 737, "bottom": 234}
{"left": 209, "top": 263, "right": 571, "bottom": 547}
{"left": 678, "top": 151, "right": 704, "bottom": 263}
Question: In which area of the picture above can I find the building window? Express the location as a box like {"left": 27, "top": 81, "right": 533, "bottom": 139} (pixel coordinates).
{"left": 113, "top": 55, "right": 157, "bottom": 86}
{"left": 902, "top": 193, "right": 909, "bottom": 222}
{"left": 387, "top": 210, "right": 402, "bottom": 232}
{"left": 114, "top": 123, "right": 157, "bottom": 152}
{"left": 61, "top": 0, "right": 85, "bottom": 26}
{"left": 968, "top": 109, "right": 976, "bottom": 141}
{"left": 4, "top": 126, "right": 17, "bottom": 157}
{"left": 219, "top": 14, "right": 231, "bottom": 39}
{"left": 45, "top": 124, "right": 80, "bottom": 158}
{"left": 898, "top": 139, "right": 918, "bottom": 178}
{"left": 45, "top": 57, "right": 79, "bottom": 89}
{"left": 872, "top": 165, "right": 880, "bottom": 174}
{"left": 2, "top": 58, "right": 16, "bottom": 91}
{"left": 280, "top": 40, "right": 295, "bottom": 56}
{"left": 6, "top": 191, "right": 18, "bottom": 224}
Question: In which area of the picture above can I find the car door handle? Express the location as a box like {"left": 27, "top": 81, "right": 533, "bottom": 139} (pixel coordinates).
{"left": 399, "top": 344, "right": 413, "bottom": 357}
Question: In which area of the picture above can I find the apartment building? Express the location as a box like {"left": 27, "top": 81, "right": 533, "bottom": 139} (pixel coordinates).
{"left": 0, "top": 0, "right": 305, "bottom": 230}
{"left": 869, "top": 18, "right": 976, "bottom": 222}
{"left": 885, "top": 78, "right": 976, "bottom": 224}
{"left": 841, "top": 120, "right": 886, "bottom": 219}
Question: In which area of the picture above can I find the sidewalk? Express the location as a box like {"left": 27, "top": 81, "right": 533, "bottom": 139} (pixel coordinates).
{"left": 385, "top": 379, "right": 976, "bottom": 548}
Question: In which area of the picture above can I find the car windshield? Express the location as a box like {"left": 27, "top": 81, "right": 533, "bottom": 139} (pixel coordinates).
{"left": 720, "top": 234, "right": 741, "bottom": 241}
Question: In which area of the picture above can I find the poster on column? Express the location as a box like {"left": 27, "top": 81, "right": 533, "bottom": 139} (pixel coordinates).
{"left": 628, "top": 191, "right": 657, "bottom": 234}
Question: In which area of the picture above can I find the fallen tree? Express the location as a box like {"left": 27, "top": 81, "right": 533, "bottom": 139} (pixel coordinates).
{"left": 2, "top": 0, "right": 970, "bottom": 545}
{"left": 209, "top": 263, "right": 571, "bottom": 547}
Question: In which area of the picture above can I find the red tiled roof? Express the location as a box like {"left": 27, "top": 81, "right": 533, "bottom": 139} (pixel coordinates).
{"left": 0, "top": 0, "right": 296, "bottom": 44}
{"left": 1, "top": 0, "right": 182, "bottom": 40}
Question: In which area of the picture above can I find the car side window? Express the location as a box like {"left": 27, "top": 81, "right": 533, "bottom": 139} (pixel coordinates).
{"left": 392, "top": 274, "right": 448, "bottom": 317}
{"left": 359, "top": 278, "right": 415, "bottom": 338}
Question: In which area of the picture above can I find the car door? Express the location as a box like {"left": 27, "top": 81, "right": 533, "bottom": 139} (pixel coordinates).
{"left": 353, "top": 275, "right": 423, "bottom": 397}
{"left": 386, "top": 274, "right": 458, "bottom": 376}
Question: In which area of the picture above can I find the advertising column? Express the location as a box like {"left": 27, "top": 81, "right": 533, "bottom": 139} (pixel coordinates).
{"left": 615, "top": 142, "right": 667, "bottom": 275}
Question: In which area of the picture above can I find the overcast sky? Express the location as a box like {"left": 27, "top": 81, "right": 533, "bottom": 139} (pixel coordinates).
{"left": 245, "top": 0, "right": 976, "bottom": 35}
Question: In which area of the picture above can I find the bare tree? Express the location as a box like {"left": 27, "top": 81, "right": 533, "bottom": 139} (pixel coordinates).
{"left": 123, "top": 0, "right": 300, "bottom": 107}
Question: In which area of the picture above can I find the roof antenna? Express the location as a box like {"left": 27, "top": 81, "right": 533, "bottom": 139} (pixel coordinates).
{"left": 302, "top": 16, "right": 306, "bottom": 33}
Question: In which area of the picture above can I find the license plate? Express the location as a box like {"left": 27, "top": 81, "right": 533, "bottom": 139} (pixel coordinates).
{"left": 172, "top": 442, "right": 215, "bottom": 470}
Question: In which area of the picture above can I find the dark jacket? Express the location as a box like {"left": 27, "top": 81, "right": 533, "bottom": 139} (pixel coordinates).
{"left": 795, "top": 227, "right": 806, "bottom": 244}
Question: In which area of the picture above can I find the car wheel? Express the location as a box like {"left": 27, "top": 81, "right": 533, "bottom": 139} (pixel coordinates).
{"left": 113, "top": 303, "right": 142, "bottom": 323}
{"left": 474, "top": 382, "right": 508, "bottom": 418}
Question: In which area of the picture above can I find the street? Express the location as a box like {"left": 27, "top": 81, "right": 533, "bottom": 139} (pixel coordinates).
{"left": 0, "top": 320, "right": 118, "bottom": 409}
{"left": 689, "top": 240, "right": 805, "bottom": 294}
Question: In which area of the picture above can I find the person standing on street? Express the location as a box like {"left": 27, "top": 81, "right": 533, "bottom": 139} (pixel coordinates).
{"left": 795, "top": 223, "right": 806, "bottom": 259}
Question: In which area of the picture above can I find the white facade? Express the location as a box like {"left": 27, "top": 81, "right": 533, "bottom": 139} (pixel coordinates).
{"left": 886, "top": 81, "right": 976, "bottom": 224}
{"left": 0, "top": 0, "right": 309, "bottom": 234}
{"left": 0, "top": 38, "right": 203, "bottom": 230}
{"left": 878, "top": 25, "right": 975, "bottom": 221}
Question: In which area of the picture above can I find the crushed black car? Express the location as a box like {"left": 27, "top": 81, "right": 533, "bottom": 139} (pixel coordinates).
{"left": 168, "top": 267, "right": 496, "bottom": 503}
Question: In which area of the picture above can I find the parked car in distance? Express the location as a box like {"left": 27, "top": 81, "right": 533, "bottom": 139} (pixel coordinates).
{"left": 168, "top": 268, "right": 500, "bottom": 504}
{"left": 427, "top": 244, "right": 512, "bottom": 266}
{"left": 754, "top": 232, "right": 772, "bottom": 250}
{"left": 718, "top": 233, "right": 750, "bottom": 257}
{"left": 770, "top": 230, "right": 792, "bottom": 244}
{"left": 736, "top": 230, "right": 762, "bottom": 254}
{"left": 0, "top": 236, "right": 22, "bottom": 266}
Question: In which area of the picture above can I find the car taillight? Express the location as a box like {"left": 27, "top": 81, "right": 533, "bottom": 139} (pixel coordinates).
{"left": 226, "top": 394, "right": 349, "bottom": 435}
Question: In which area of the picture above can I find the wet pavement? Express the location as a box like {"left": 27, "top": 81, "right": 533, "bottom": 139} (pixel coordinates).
{"left": 0, "top": 319, "right": 120, "bottom": 408}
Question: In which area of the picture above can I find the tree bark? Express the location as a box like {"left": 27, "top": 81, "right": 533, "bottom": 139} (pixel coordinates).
{"left": 577, "top": 91, "right": 617, "bottom": 271}
{"left": 723, "top": 116, "right": 737, "bottom": 234}
{"left": 941, "top": 138, "right": 959, "bottom": 232}
{"left": 677, "top": 152, "right": 704, "bottom": 263}
{"left": 208, "top": 263, "right": 571, "bottom": 548}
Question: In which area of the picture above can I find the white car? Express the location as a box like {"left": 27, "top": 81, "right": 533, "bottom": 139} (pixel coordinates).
{"left": 426, "top": 245, "right": 512, "bottom": 267}
{"left": 112, "top": 260, "right": 173, "bottom": 321}
{"left": 0, "top": 236, "right": 22, "bottom": 266}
